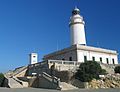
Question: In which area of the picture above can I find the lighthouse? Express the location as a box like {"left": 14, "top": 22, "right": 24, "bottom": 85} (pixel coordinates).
{"left": 43, "top": 7, "right": 118, "bottom": 65}
{"left": 69, "top": 7, "right": 86, "bottom": 45}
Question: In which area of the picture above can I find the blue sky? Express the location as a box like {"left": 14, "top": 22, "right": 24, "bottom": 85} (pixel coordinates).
{"left": 0, "top": 0, "right": 120, "bottom": 72}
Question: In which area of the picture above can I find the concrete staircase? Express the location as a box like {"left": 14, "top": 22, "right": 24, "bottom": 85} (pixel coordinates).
{"left": 7, "top": 77, "right": 23, "bottom": 88}
{"left": 4, "top": 67, "right": 28, "bottom": 88}
{"left": 4, "top": 66, "right": 27, "bottom": 78}
{"left": 4, "top": 74, "right": 29, "bottom": 88}
{"left": 41, "top": 72, "right": 78, "bottom": 90}
{"left": 13, "top": 66, "right": 27, "bottom": 77}
{"left": 13, "top": 77, "right": 28, "bottom": 87}
{"left": 29, "top": 72, "right": 78, "bottom": 90}
{"left": 60, "top": 82, "right": 78, "bottom": 90}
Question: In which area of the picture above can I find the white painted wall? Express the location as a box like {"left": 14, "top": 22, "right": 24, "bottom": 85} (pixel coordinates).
{"left": 77, "top": 50, "right": 118, "bottom": 64}
{"left": 44, "top": 45, "right": 118, "bottom": 65}
{"left": 43, "top": 50, "right": 77, "bottom": 61}
{"left": 30, "top": 53, "right": 38, "bottom": 64}
{"left": 70, "top": 13, "right": 86, "bottom": 45}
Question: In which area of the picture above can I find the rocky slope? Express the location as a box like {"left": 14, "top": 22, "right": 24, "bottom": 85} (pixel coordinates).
{"left": 88, "top": 74, "right": 120, "bottom": 89}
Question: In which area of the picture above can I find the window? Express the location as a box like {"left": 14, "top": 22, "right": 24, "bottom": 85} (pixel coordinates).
{"left": 100, "top": 57, "right": 102, "bottom": 63}
{"left": 62, "top": 58, "right": 65, "bottom": 60}
{"left": 106, "top": 58, "right": 109, "bottom": 64}
{"left": 112, "top": 58, "right": 115, "bottom": 64}
{"left": 63, "top": 62, "right": 74, "bottom": 65}
{"left": 69, "top": 57, "right": 72, "bottom": 61}
{"left": 92, "top": 57, "right": 95, "bottom": 61}
{"left": 33, "top": 56, "right": 36, "bottom": 58}
{"left": 84, "top": 56, "right": 87, "bottom": 62}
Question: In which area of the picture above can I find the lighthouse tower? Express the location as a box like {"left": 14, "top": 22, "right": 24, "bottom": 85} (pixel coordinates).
{"left": 69, "top": 7, "right": 86, "bottom": 45}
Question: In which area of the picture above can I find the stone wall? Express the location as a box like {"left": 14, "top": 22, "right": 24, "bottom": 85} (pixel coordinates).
{"left": 27, "top": 61, "right": 50, "bottom": 76}
{"left": 53, "top": 71, "right": 74, "bottom": 82}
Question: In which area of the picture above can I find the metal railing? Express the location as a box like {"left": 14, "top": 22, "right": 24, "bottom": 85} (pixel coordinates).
{"left": 47, "top": 60, "right": 81, "bottom": 66}
{"left": 41, "top": 72, "right": 60, "bottom": 85}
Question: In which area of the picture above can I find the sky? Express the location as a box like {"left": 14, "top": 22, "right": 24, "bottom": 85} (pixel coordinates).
{"left": 0, "top": 0, "right": 120, "bottom": 72}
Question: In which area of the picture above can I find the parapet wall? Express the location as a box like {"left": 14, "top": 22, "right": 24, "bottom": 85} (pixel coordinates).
{"left": 27, "top": 60, "right": 119, "bottom": 77}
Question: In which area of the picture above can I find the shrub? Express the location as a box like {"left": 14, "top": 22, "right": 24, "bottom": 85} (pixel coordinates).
{"left": 75, "top": 61, "right": 106, "bottom": 82}
{"left": 114, "top": 66, "right": 120, "bottom": 73}
{"left": 0, "top": 73, "right": 4, "bottom": 80}
{"left": 0, "top": 73, "right": 4, "bottom": 86}
{"left": 100, "top": 69, "right": 107, "bottom": 75}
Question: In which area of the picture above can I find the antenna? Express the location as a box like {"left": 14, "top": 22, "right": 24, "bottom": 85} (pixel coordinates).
{"left": 97, "top": 42, "right": 100, "bottom": 48}
{"left": 56, "top": 41, "right": 59, "bottom": 51}
{"left": 74, "top": 0, "right": 80, "bottom": 8}
{"left": 75, "top": 6, "right": 77, "bottom": 9}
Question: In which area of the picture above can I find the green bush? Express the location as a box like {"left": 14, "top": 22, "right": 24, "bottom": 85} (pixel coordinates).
{"left": 0, "top": 73, "right": 4, "bottom": 80}
{"left": 114, "top": 66, "right": 120, "bottom": 73}
{"left": 0, "top": 73, "right": 4, "bottom": 86}
{"left": 75, "top": 61, "right": 106, "bottom": 82}
{"left": 100, "top": 69, "right": 107, "bottom": 75}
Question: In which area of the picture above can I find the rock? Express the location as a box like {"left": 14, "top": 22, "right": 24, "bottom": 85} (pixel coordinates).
{"left": 110, "top": 83, "right": 115, "bottom": 88}
{"left": 88, "top": 74, "right": 120, "bottom": 89}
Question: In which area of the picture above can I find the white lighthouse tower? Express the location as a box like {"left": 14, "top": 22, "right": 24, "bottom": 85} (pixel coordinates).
{"left": 69, "top": 7, "right": 86, "bottom": 45}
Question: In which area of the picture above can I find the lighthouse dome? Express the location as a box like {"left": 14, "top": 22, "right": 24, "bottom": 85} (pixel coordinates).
{"left": 72, "top": 7, "right": 80, "bottom": 15}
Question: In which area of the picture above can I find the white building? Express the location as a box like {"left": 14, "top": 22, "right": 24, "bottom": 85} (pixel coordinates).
{"left": 29, "top": 53, "right": 38, "bottom": 64}
{"left": 43, "top": 45, "right": 118, "bottom": 64}
{"left": 43, "top": 7, "right": 118, "bottom": 64}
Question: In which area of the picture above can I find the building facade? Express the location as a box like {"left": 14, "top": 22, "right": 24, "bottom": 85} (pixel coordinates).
{"left": 43, "top": 45, "right": 118, "bottom": 64}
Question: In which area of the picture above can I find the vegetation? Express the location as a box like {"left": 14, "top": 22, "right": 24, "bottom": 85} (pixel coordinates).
{"left": 0, "top": 73, "right": 4, "bottom": 86}
{"left": 114, "top": 66, "right": 120, "bottom": 73}
{"left": 75, "top": 61, "right": 106, "bottom": 82}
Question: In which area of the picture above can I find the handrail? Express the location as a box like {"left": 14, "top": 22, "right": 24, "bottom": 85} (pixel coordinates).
{"left": 48, "top": 60, "right": 81, "bottom": 66}
{"left": 13, "top": 66, "right": 27, "bottom": 76}
{"left": 42, "top": 72, "right": 60, "bottom": 85}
